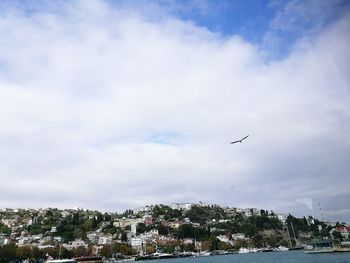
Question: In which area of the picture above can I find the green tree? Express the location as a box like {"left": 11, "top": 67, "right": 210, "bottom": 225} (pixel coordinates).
{"left": 121, "top": 232, "right": 128, "bottom": 242}
{"left": 157, "top": 224, "right": 169, "bottom": 235}
{"left": 0, "top": 244, "right": 16, "bottom": 263}
{"left": 100, "top": 245, "right": 112, "bottom": 257}
{"left": 137, "top": 223, "right": 147, "bottom": 234}
{"left": 332, "top": 231, "right": 343, "bottom": 242}
{"left": 16, "top": 246, "right": 32, "bottom": 259}
{"left": 0, "top": 223, "right": 11, "bottom": 235}
{"left": 177, "top": 224, "right": 194, "bottom": 238}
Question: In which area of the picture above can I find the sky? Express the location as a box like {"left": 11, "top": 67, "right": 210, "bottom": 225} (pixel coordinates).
{"left": 0, "top": 0, "right": 349, "bottom": 222}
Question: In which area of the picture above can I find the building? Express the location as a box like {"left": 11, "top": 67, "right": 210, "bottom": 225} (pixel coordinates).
{"left": 242, "top": 208, "right": 260, "bottom": 217}
{"left": 331, "top": 226, "right": 350, "bottom": 239}
{"left": 143, "top": 215, "right": 153, "bottom": 225}
{"left": 131, "top": 237, "right": 142, "bottom": 250}
{"left": 98, "top": 235, "right": 113, "bottom": 245}
{"left": 131, "top": 223, "right": 137, "bottom": 237}
{"left": 171, "top": 203, "right": 192, "bottom": 211}
{"left": 217, "top": 235, "right": 233, "bottom": 245}
{"left": 232, "top": 233, "right": 248, "bottom": 240}
{"left": 0, "top": 234, "right": 9, "bottom": 247}
{"left": 63, "top": 240, "right": 88, "bottom": 250}
{"left": 87, "top": 232, "right": 100, "bottom": 244}
{"left": 277, "top": 214, "right": 288, "bottom": 224}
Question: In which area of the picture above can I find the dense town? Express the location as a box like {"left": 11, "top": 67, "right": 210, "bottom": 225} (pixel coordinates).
{"left": 1, "top": 203, "right": 349, "bottom": 262}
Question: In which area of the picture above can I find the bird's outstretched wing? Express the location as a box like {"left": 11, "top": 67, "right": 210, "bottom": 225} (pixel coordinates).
{"left": 241, "top": 135, "right": 249, "bottom": 141}
{"left": 230, "top": 135, "right": 249, "bottom": 144}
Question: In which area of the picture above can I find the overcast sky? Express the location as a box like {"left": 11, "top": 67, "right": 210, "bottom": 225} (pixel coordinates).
{"left": 0, "top": 0, "right": 349, "bottom": 222}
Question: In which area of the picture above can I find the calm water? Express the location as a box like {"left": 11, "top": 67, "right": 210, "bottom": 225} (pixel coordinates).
{"left": 154, "top": 251, "right": 350, "bottom": 263}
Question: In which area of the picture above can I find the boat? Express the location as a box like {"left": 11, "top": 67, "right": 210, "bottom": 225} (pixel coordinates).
{"left": 175, "top": 252, "right": 193, "bottom": 257}
{"left": 257, "top": 248, "right": 273, "bottom": 252}
{"left": 74, "top": 256, "right": 103, "bottom": 263}
{"left": 238, "top": 248, "right": 250, "bottom": 254}
{"left": 285, "top": 222, "right": 304, "bottom": 250}
{"left": 276, "top": 245, "right": 289, "bottom": 252}
{"left": 149, "top": 252, "right": 174, "bottom": 259}
{"left": 199, "top": 251, "right": 211, "bottom": 256}
{"left": 46, "top": 260, "right": 76, "bottom": 263}
{"left": 113, "top": 258, "right": 136, "bottom": 263}
{"left": 304, "top": 240, "right": 335, "bottom": 254}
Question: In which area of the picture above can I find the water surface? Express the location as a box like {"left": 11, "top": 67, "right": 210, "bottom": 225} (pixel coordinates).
{"left": 153, "top": 251, "right": 350, "bottom": 263}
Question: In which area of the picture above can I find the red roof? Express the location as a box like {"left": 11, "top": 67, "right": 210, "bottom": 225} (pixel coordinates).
{"left": 336, "top": 226, "right": 350, "bottom": 232}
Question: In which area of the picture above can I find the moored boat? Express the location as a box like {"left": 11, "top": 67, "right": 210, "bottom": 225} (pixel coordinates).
{"left": 276, "top": 245, "right": 289, "bottom": 252}
{"left": 46, "top": 260, "right": 76, "bottom": 263}
{"left": 238, "top": 248, "right": 250, "bottom": 254}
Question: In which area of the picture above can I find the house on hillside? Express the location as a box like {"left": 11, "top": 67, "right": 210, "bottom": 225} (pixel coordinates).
{"left": 330, "top": 226, "right": 350, "bottom": 239}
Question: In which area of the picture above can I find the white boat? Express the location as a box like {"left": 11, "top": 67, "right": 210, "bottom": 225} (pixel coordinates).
{"left": 199, "top": 251, "right": 211, "bottom": 256}
{"left": 277, "top": 245, "right": 289, "bottom": 251}
{"left": 238, "top": 248, "right": 250, "bottom": 254}
{"left": 46, "top": 260, "right": 76, "bottom": 263}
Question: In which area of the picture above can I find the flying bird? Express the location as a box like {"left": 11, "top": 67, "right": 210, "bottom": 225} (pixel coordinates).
{"left": 230, "top": 135, "right": 249, "bottom": 144}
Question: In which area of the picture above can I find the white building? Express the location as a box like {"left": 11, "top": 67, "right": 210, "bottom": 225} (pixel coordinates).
{"left": 61, "top": 211, "right": 70, "bottom": 218}
{"left": 98, "top": 235, "right": 113, "bottom": 245}
{"left": 63, "top": 239, "right": 88, "bottom": 250}
{"left": 131, "top": 223, "right": 137, "bottom": 236}
{"left": 53, "top": 236, "right": 62, "bottom": 242}
{"left": 277, "top": 214, "right": 288, "bottom": 224}
{"left": 232, "top": 233, "right": 247, "bottom": 240}
{"left": 217, "top": 235, "right": 232, "bottom": 244}
{"left": 133, "top": 205, "right": 154, "bottom": 214}
{"left": 242, "top": 208, "right": 260, "bottom": 217}
{"left": 0, "top": 234, "right": 9, "bottom": 246}
{"left": 131, "top": 237, "right": 142, "bottom": 249}
{"left": 18, "top": 237, "right": 32, "bottom": 246}
{"left": 115, "top": 218, "right": 141, "bottom": 228}
{"left": 171, "top": 203, "right": 192, "bottom": 211}
{"left": 87, "top": 232, "right": 100, "bottom": 243}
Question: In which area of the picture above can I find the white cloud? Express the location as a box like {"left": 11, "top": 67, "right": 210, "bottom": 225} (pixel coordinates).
{"left": 0, "top": 1, "right": 349, "bottom": 220}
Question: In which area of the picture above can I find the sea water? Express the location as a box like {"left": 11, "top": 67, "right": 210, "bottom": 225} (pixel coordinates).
{"left": 152, "top": 251, "right": 350, "bottom": 263}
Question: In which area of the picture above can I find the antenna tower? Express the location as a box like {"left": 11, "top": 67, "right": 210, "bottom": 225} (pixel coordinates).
{"left": 318, "top": 202, "right": 325, "bottom": 221}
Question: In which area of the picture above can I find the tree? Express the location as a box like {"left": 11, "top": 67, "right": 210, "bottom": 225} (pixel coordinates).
{"left": 253, "top": 234, "right": 263, "bottom": 247}
{"left": 104, "top": 213, "right": 112, "bottom": 222}
{"left": 32, "top": 247, "right": 43, "bottom": 259}
{"left": 121, "top": 232, "right": 128, "bottom": 242}
{"left": 112, "top": 243, "right": 135, "bottom": 255}
{"left": 0, "top": 223, "right": 11, "bottom": 235}
{"left": 16, "top": 246, "right": 32, "bottom": 259}
{"left": 177, "top": 224, "right": 194, "bottom": 238}
{"left": 100, "top": 245, "right": 112, "bottom": 258}
{"left": 332, "top": 231, "right": 343, "bottom": 242}
{"left": 0, "top": 244, "right": 16, "bottom": 263}
{"left": 201, "top": 240, "right": 212, "bottom": 251}
{"left": 157, "top": 224, "right": 169, "bottom": 235}
{"left": 241, "top": 222, "right": 257, "bottom": 238}
{"left": 137, "top": 223, "right": 147, "bottom": 234}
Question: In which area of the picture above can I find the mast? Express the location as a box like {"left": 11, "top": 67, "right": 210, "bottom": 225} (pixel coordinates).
{"left": 290, "top": 222, "right": 298, "bottom": 246}
{"left": 286, "top": 226, "right": 292, "bottom": 248}
{"left": 319, "top": 202, "right": 325, "bottom": 221}
{"left": 58, "top": 243, "right": 62, "bottom": 259}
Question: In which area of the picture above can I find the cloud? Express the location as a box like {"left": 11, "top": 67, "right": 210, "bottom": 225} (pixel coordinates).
{"left": 263, "top": 0, "right": 350, "bottom": 58}
{"left": 0, "top": 0, "right": 349, "bottom": 221}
